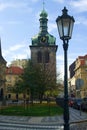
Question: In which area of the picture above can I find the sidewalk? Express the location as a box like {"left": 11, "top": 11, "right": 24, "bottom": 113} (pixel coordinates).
{"left": 0, "top": 108, "right": 87, "bottom": 125}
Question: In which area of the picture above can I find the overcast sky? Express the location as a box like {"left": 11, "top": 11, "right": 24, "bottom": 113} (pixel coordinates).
{"left": 0, "top": 0, "right": 87, "bottom": 78}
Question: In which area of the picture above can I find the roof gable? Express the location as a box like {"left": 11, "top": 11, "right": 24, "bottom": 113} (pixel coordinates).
{"left": 6, "top": 66, "right": 23, "bottom": 75}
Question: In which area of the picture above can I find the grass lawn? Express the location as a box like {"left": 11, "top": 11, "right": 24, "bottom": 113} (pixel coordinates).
{"left": 0, "top": 102, "right": 63, "bottom": 116}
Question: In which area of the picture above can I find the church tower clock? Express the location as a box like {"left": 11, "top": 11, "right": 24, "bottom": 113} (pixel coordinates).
{"left": 30, "top": 8, "right": 58, "bottom": 82}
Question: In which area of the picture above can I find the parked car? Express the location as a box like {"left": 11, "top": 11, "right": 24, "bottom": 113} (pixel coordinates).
{"left": 73, "top": 98, "right": 83, "bottom": 110}
{"left": 68, "top": 98, "right": 75, "bottom": 107}
{"left": 81, "top": 97, "right": 87, "bottom": 111}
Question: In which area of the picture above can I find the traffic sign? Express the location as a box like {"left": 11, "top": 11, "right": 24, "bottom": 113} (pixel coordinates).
{"left": 75, "top": 78, "right": 84, "bottom": 89}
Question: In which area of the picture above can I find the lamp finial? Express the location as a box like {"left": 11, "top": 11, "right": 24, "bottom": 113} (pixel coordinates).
{"left": 62, "top": 7, "right": 68, "bottom": 15}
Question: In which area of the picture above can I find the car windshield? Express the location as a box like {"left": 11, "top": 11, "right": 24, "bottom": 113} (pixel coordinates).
{"left": 83, "top": 98, "right": 87, "bottom": 101}
{"left": 76, "top": 99, "right": 82, "bottom": 103}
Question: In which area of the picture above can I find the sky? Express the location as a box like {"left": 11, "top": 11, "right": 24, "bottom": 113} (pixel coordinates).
{"left": 0, "top": 0, "right": 87, "bottom": 78}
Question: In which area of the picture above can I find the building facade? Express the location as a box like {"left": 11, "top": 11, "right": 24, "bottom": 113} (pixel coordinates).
{"left": 11, "top": 59, "right": 27, "bottom": 68}
{"left": 69, "top": 55, "right": 87, "bottom": 98}
{"left": 69, "top": 61, "right": 76, "bottom": 97}
{"left": 0, "top": 40, "right": 7, "bottom": 101}
{"left": 30, "top": 8, "right": 58, "bottom": 83}
{"left": 6, "top": 66, "right": 24, "bottom": 100}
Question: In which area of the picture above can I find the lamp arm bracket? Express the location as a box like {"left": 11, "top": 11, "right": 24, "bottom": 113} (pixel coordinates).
{"left": 63, "top": 39, "right": 68, "bottom": 51}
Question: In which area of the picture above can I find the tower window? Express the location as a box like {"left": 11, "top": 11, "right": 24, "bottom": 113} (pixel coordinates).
{"left": 45, "top": 51, "right": 49, "bottom": 63}
{"left": 37, "top": 51, "right": 42, "bottom": 63}
{"left": 8, "top": 94, "right": 11, "bottom": 99}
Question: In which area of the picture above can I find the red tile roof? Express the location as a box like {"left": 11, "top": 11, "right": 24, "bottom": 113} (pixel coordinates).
{"left": 77, "top": 54, "right": 87, "bottom": 66}
{"left": 78, "top": 55, "right": 87, "bottom": 59}
{"left": 80, "top": 59, "right": 85, "bottom": 65}
{"left": 6, "top": 66, "right": 23, "bottom": 75}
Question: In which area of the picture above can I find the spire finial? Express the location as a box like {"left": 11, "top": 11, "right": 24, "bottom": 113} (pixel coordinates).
{"left": 43, "top": 0, "right": 45, "bottom": 10}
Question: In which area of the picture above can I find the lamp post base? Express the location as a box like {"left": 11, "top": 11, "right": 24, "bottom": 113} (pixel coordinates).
{"left": 64, "top": 123, "right": 69, "bottom": 130}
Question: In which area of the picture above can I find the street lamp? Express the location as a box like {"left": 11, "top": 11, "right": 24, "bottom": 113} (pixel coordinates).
{"left": 56, "top": 7, "right": 75, "bottom": 130}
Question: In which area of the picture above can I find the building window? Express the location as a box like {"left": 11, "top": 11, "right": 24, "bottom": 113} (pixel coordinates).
{"left": 0, "top": 88, "right": 3, "bottom": 99}
{"left": 7, "top": 87, "right": 12, "bottom": 92}
{"left": 37, "top": 51, "right": 42, "bottom": 63}
{"left": 85, "top": 60, "right": 87, "bottom": 65}
{"left": 7, "top": 76, "right": 12, "bottom": 82}
{"left": 45, "top": 51, "right": 49, "bottom": 63}
{"left": 16, "top": 94, "right": 18, "bottom": 100}
{"left": 8, "top": 94, "right": 11, "bottom": 99}
{"left": 8, "top": 69, "right": 12, "bottom": 74}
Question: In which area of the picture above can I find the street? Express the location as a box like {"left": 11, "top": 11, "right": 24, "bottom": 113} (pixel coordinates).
{"left": 0, "top": 121, "right": 87, "bottom": 130}
{"left": 0, "top": 107, "right": 87, "bottom": 130}
{"left": 0, "top": 121, "right": 63, "bottom": 130}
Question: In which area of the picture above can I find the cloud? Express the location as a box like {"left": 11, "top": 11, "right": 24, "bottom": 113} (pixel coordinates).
{"left": 0, "top": 3, "right": 12, "bottom": 11}
{"left": 6, "top": 53, "right": 28, "bottom": 66}
{"left": 9, "top": 44, "right": 25, "bottom": 51}
{"left": 0, "top": 26, "right": 3, "bottom": 31}
{"left": 70, "top": 0, "right": 87, "bottom": 12}
{"left": 56, "top": 55, "right": 63, "bottom": 62}
{"left": 0, "top": 3, "right": 20, "bottom": 11}
{"left": 0, "top": 1, "right": 28, "bottom": 11}
{"left": 76, "top": 16, "right": 87, "bottom": 26}
{"left": 3, "top": 49, "right": 10, "bottom": 57}
{"left": 0, "top": 0, "right": 39, "bottom": 12}
{"left": 48, "top": 23, "right": 57, "bottom": 32}
{"left": 52, "top": 0, "right": 64, "bottom": 3}
{"left": 2, "top": 38, "right": 30, "bottom": 65}
{"left": 56, "top": 53, "right": 79, "bottom": 65}
{"left": 31, "top": 0, "right": 39, "bottom": 2}
{"left": 7, "top": 21, "right": 23, "bottom": 25}
{"left": 3, "top": 46, "right": 30, "bottom": 65}
{"left": 13, "top": 54, "right": 28, "bottom": 60}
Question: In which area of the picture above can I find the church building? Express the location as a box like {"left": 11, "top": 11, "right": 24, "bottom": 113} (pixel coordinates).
{"left": 30, "top": 7, "right": 58, "bottom": 83}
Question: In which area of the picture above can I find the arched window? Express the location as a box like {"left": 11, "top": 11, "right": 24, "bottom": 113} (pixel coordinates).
{"left": 45, "top": 51, "right": 49, "bottom": 63}
{"left": 16, "top": 94, "right": 18, "bottom": 100}
{"left": 0, "top": 88, "right": 3, "bottom": 100}
{"left": 37, "top": 51, "right": 42, "bottom": 63}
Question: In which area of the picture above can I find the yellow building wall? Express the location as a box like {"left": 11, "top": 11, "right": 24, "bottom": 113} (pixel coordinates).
{"left": 6, "top": 74, "right": 28, "bottom": 100}
{"left": 75, "top": 63, "right": 87, "bottom": 98}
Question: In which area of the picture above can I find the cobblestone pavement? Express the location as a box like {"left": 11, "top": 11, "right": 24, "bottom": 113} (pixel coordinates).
{"left": 0, "top": 122, "right": 63, "bottom": 130}
{"left": 70, "top": 122, "right": 87, "bottom": 130}
{"left": 0, "top": 107, "right": 87, "bottom": 129}
{"left": 0, "top": 121, "right": 87, "bottom": 130}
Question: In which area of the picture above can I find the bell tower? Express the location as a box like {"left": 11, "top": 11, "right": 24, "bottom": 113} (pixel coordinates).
{"left": 29, "top": 7, "right": 58, "bottom": 82}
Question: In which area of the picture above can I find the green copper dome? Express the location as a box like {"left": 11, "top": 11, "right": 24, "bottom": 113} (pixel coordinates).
{"left": 47, "top": 33, "right": 56, "bottom": 45}
{"left": 32, "top": 34, "right": 40, "bottom": 46}
{"left": 40, "top": 9, "right": 48, "bottom": 18}
{"left": 32, "top": 33, "right": 56, "bottom": 46}
{"left": 31, "top": 9, "right": 56, "bottom": 46}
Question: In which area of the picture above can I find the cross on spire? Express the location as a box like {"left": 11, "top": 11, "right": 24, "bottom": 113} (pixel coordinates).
{"left": 43, "top": 0, "right": 45, "bottom": 10}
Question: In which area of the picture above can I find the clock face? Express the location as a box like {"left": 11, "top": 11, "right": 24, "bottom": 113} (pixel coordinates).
{"left": 40, "top": 36, "right": 47, "bottom": 44}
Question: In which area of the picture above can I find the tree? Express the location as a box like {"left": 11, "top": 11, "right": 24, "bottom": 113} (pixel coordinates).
{"left": 14, "top": 59, "right": 63, "bottom": 103}
{"left": 13, "top": 60, "right": 47, "bottom": 103}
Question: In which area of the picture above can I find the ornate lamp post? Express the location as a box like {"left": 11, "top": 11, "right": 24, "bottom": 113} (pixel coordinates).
{"left": 56, "top": 7, "right": 75, "bottom": 130}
